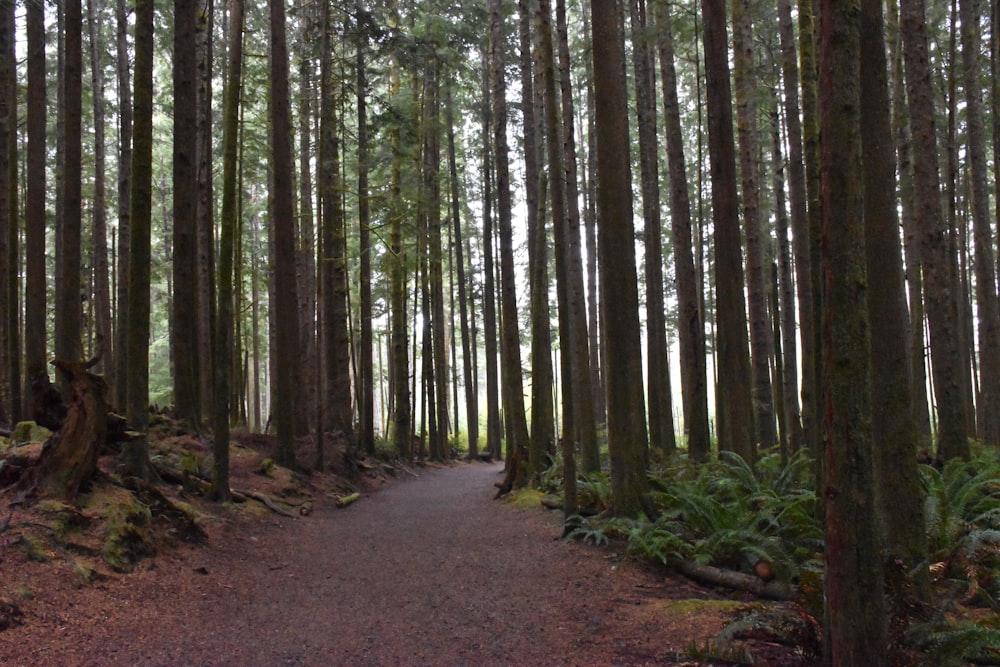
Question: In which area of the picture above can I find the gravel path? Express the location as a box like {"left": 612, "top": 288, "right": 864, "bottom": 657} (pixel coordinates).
{"left": 4, "top": 462, "right": 732, "bottom": 666}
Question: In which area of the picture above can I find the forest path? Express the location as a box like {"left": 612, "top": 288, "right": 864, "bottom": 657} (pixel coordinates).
{"left": 8, "top": 462, "right": 737, "bottom": 666}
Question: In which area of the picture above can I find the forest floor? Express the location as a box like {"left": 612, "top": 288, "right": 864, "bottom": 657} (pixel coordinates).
{"left": 0, "top": 430, "right": 809, "bottom": 666}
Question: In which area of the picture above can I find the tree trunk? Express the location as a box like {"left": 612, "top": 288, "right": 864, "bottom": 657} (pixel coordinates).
{"left": 24, "top": 0, "right": 47, "bottom": 412}
{"left": 860, "top": 0, "right": 929, "bottom": 598}
{"left": 55, "top": 0, "right": 84, "bottom": 383}
{"left": 591, "top": 0, "right": 650, "bottom": 517}
{"left": 819, "top": 0, "right": 889, "bottom": 659}
{"left": 555, "top": 0, "right": 601, "bottom": 474}
{"left": 900, "top": 0, "right": 970, "bottom": 461}
{"left": 480, "top": 45, "right": 502, "bottom": 461}
{"left": 123, "top": 0, "right": 155, "bottom": 481}
{"left": 173, "top": 0, "right": 201, "bottom": 430}
{"left": 959, "top": 0, "right": 1000, "bottom": 447}
{"left": 629, "top": 0, "right": 674, "bottom": 456}
{"left": 88, "top": 0, "right": 112, "bottom": 384}
{"left": 799, "top": 0, "right": 824, "bottom": 460}
{"left": 0, "top": 0, "right": 13, "bottom": 423}
{"left": 113, "top": 0, "right": 133, "bottom": 412}
{"left": 888, "top": 0, "right": 933, "bottom": 450}
{"left": 357, "top": 14, "right": 375, "bottom": 457}
{"left": 776, "top": 0, "right": 810, "bottom": 457}
{"left": 702, "top": 0, "right": 754, "bottom": 464}
{"left": 655, "top": 3, "right": 711, "bottom": 462}
{"left": 732, "top": 0, "right": 777, "bottom": 450}
{"left": 490, "top": 0, "right": 531, "bottom": 462}
{"left": 445, "top": 82, "right": 478, "bottom": 460}
{"left": 270, "top": 0, "right": 302, "bottom": 468}
{"left": 211, "top": 0, "right": 244, "bottom": 502}
{"left": 196, "top": 0, "right": 215, "bottom": 426}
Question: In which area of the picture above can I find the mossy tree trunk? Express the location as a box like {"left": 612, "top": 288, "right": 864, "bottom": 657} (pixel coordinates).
{"left": 819, "top": 0, "right": 889, "bottom": 659}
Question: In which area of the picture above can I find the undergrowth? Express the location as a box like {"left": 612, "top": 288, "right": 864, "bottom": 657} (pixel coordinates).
{"left": 550, "top": 447, "right": 1000, "bottom": 665}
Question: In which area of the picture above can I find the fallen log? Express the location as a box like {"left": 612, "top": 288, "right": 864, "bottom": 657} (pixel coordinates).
{"left": 673, "top": 560, "right": 800, "bottom": 601}
{"left": 233, "top": 488, "right": 298, "bottom": 518}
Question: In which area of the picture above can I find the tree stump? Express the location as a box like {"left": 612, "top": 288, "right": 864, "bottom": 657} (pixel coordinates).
{"left": 19, "top": 359, "right": 109, "bottom": 501}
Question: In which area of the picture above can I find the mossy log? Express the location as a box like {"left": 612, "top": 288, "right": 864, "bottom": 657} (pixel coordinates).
{"left": 674, "top": 560, "right": 800, "bottom": 601}
{"left": 19, "top": 359, "right": 108, "bottom": 502}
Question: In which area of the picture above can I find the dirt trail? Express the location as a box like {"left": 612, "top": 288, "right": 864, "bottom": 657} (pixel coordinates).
{"left": 3, "top": 462, "right": 758, "bottom": 666}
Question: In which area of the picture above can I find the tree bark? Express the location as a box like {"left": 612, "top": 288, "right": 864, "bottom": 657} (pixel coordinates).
{"left": 113, "top": 0, "right": 133, "bottom": 412}
{"left": 173, "top": 0, "right": 202, "bottom": 430}
{"left": 211, "top": 0, "right": 244, "bottom": 502}
{"left": 24, "top": 0, "right": 47, "bottom": 412}
{"left": 270, "top": 0, "right": 302, "bottom": 468}
{"left": 630, "top": 0, "right": 675, "bottom": 456}
{"left": 591, "top": 0, "right": 650, "bottom": 517}
{"left": 860, "top": 0, "right": 929, "bottom": 597}
{"left": 656, "top": 3, "right": 711, "bottom": 462}
{"left": 701, "top": 0, "right": 754, "bottom": 464}
{"left": 732, "top": 0, "right": 777, "bottom": 450}
{"left": 124, "top": 0, "right": 155, "bottom": 481}
{"left": 900, "top": 0, "right": 970, "bottom": 461}
{"left": 819, "top": 0, "right": 890, "bottom": 659}
{"left": 959, "top": 0, "right": 1000, "bottom": 447}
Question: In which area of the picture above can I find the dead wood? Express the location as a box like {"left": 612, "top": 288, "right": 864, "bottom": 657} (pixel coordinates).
{"left": 233, "top": 488, "right": 299, "bottom": 518}
{"left": 673, "top": 560, "right": 800, "bottom": 601}
{"left": 19, "top": 360, "right": 109, "bottom": 501}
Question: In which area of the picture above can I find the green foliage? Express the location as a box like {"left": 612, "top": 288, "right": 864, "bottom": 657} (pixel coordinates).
{"left": 921, "top": 450, "right": 1000, "bottom": 612}
{"left": 577, "top": 472, "right": 613, "bottom": 513}
{"left": 908, "top": 618, "right": 1000, "bottom": 667}
{"left": 637, "top": 451, "right": 822, "bottom": 578}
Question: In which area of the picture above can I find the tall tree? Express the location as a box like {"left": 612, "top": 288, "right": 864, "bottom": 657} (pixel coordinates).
{"left": 113, "top": 0, "right": 133, "bottom": 411}
{"left": 0, "top": 0, "right": 14, "bottom": 422}
{"left": 271, "top": 0, "right": 303, "bottom": 467}
{"left": 959, "top": 0, "right": 1000, "bottom": 447}
{"left": 357, "top": 9, "right": 375, "bottom": 457}
{"left": 655, "top": 0, "right": 711, "bottom": 462}
{"left": 860, "top": 0, "right": 928, "bottom": 595}
{"left": 123, "top": 0, "right": 156, "bottom": 481}
{"left": 591, "top": 0, "right": 650, "bottom": 516}
{"left": 389, "top": 10, "right": 411, "bottom": 459}
{"left": 629, "top": 0, "right": 675, "bottom": 456}
{"left": 196, "top": 0, "right": 216, "bottom": 424}
{"left": 701, "top": 0, "right": 754, "bottom": 463}
{"left": 88, "top": 0, "right": 112, "bottom": 381}
{"left": 211, "top": 0, "right": 245, "bottom": 503}
{"left": 173, "top": 0, "right": 201, "bottom": 428}
{"left": 732, "top": 0, "right": 777, "bottom": 449}
{"left": 55, "top": 0, "right": 84, "bottom": 371}
{"left": 900, "top": 0, "right": 970, "bottom": 461}
{"left": 480, "top": 46, "right": 502, "bottom": 460}
{"left": 489, "top": 0, "right": 531, "bottom": 462}
{"left": 820, "top": 0, "right": 889, "bottom": 658}
{"left": 319, "top": 0, "right": 355, "bottom": 452}
{"left": 24, "top": 0, "right": 47, "bottom": 408}
{"left": 445, "top": 82, "right": 478, "bottom": 460}
{"left": 776, "top": 0, "right": 809, "bottom": 455}
{"left": 555, "top": 0, "right": 600, "bottom": 473}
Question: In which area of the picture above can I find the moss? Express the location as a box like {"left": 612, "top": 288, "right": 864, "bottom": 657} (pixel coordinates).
{"left": 259, "top": 458, "right": 276, "bottom": 476}
{"left": 11, "top": 421, "right": 52, "bottom": 445}
{"left": 17, "top": 534, "right": 53, "bottom": 563}
{"left": 101, "top": 500, "right": 156, "bottom": 573}
{"left": 505, "top": 488, "right": 545, "bottom": 509}
{"left": 659, "top": 598, "right": 757, "bottom": 616}
{"left": 36, "top": 500, "right": 92, "bottom": 538}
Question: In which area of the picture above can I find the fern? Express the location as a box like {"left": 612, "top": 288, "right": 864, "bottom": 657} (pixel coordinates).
{"left": 909, "top": 620, "right": 1000, "bottom": 667}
